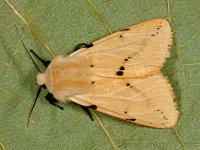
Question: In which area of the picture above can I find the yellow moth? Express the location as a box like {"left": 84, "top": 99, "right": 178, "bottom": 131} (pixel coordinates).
{"left": 24, "top": 19, "right": 179, "bottom": 128}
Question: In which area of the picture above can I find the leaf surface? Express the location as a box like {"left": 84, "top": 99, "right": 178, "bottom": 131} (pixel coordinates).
{"left": 1, "top": 0, "right": 200, "bottom": 149}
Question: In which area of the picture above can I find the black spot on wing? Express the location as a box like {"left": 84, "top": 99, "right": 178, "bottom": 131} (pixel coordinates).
{"left": 124, "top": 58, "right": 128, "bottom": 61}
{"left": 116, "top": 71, "right": 124, "bottom": 76}
{"left": 163, "top": 116, "right": 168, "bottom": 120}
{"left": 126, "top": 83, "right": 133, "bottom": 88}
{"left": 126, "top": 118, "right": 136, "bottom": 121}
{"left": 124, "top": 56, "right": 131, "bottom": 62}
{"left": 151, "top": 31, "right": 159, "bottom": 36}
{"left": 155, "top": 109, "right": 169, "bottom": 124}
{"left": 119, "top": 66, "right": 125, "bottom": 70}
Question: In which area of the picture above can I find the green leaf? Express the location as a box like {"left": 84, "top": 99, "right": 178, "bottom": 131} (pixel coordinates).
{"left": 1, "top": 0, "right": 200, "bottom": 149}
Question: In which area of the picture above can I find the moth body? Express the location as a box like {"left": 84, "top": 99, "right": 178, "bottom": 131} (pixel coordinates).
{"left": 37, "top": 55, "right": 92, "bottom": 102}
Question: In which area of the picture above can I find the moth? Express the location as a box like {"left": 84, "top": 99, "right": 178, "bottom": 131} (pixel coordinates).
{"left": 23, "top": 19, "right": 179, "bottom": 128}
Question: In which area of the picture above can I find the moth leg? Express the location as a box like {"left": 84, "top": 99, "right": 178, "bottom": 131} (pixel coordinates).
{"left": 29, "top": 49, "right": 50, "bottom": 67}
{"left": 73, "top": 43, "right": 93, "bottom": 52}
{"left": 80, "top": 105, "right": 97, "bottom": 121}
{"left": 45, "top": 93, "right": 64, "bottom": 110}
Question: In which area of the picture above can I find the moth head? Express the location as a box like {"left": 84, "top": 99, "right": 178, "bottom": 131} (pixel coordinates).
{"left": 37, "top": 73, "right": 46, "bottom": 86}
{"left": 19, "top": 37, "right": 49, "bottom": 127}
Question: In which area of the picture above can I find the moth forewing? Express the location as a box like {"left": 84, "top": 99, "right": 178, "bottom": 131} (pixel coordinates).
{"left": 36, "top": 19, "right": 179, "bottom": 128}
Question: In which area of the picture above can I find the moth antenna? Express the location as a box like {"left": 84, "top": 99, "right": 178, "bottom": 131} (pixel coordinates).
{"left": 15, "top": 25, "right": 41, "bottom": 73}
{"left": 27, "top": 85, "right": 43, "bottom": 127}
{"left": 29, "top": 49, "right": 50, "bottom": 68}
{"left": 21, "top": 40, "right": 42, "bottom": 73}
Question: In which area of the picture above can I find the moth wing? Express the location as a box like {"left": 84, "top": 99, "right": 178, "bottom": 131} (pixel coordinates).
{"left": 70, "top": 19, "right": 173, "bottom": 78}
{"left": 65, "top": 19, "right": 178, "bottom": 128}
{"left": 69, "top": 74, "right": 179, "bottom": 128}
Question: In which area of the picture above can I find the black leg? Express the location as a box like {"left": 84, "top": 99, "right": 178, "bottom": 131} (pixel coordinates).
{"left": 80, "top": 105, "right": 97, "bottom": 121}
{"left": 30, "top": 49, "right": 50, "bottom": 67}
{"left": 45, "top": 93, "right": 64, "bottom": 110}
{"left": 73, "top": 43, "right": 93, "bottom": 52}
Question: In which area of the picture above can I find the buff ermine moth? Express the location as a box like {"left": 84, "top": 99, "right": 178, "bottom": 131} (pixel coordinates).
{"left": 22, "top": 19, "right": 179, "bottom": 128}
